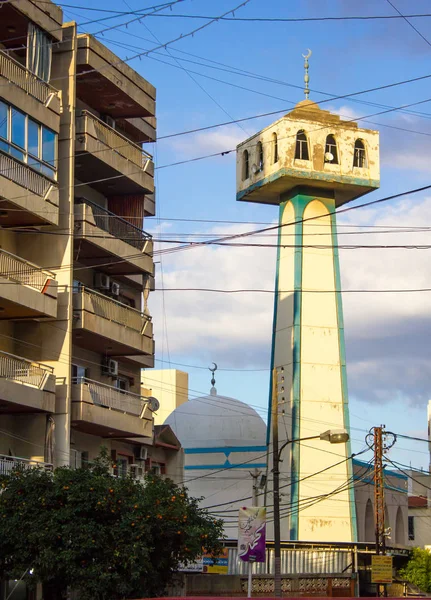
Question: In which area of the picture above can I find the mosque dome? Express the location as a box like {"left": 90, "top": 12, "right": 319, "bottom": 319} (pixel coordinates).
{"left": 164, "top": 388, "right": 267, "bottom": 449}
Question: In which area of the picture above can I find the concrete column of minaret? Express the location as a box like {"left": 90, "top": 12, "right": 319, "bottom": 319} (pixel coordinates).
{"left": 236, "top": 92, "right": 380, "bottom": 544}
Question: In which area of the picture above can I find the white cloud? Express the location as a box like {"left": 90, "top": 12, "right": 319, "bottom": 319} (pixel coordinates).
{"left": 166, "top": 125, "right": 247, "bottom": 158}
{"left": 149, "top": 196, "right": 431, "bottom": 405}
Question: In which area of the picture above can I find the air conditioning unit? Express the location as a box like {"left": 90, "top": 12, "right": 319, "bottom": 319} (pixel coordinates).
{"left": 111, "top": 282, "right": 120, "bottom": 297}
{"left": 94, "top": 273, "right": 110, "bottom": 291}
{"left": 134, "top": 446, "right": 148, "bottom": 461}
{"left": 102, "top": 358, "right": 118, "bottom": 377}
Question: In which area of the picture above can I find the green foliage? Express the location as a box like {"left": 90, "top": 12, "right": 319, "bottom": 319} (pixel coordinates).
{"left": 0, "top": 453, "right": 224, "bottom": 600}
{"left": 399, "top": 547, "right": 431, "bottom": 593}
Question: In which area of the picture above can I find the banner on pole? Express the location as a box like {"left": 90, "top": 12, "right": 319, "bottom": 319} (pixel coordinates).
{"left": 238, "top": 506, "right": 266, "bottom": 563}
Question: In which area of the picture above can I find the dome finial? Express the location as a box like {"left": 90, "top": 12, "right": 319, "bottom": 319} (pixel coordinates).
{"left": 302, "top": 49, "right": 312, "bottom": 100}
{"left": 209, "top": 362, "right": 217, "bottom": 395}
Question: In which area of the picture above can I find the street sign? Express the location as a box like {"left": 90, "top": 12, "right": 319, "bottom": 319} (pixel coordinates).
{"left": 371, "top": 555, "right": 393, "bottom": 583}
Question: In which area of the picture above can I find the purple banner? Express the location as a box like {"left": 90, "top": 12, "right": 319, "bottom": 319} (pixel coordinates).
{"left": 238, "top": 506, "right": 266, "bottom": 563}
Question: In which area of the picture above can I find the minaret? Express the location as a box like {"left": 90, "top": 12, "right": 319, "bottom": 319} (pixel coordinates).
{"left": 236, "top": 55, "right": 379, "bottom": 542}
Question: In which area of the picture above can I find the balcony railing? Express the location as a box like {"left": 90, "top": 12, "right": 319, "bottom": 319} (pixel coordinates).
{"left": 77, "top": 286, "right": 151, "bottom": 333}
{"left": 79, "top": 110, "right": 153, "bottom": 169}
{"left": 75, "top": 197, "right": 151, "bottom": 251}
{"left": 0, "top": 351, "right": 53, "bottom": 389}
{"left": 0, "top": 49, "right": 59, "bottom": 105}
{"left": 0, "top": 248, "right": 56, "bottom": 292}
{"left": 74, "top": 377, "right": 147, "bottom": 416}
{"left": 0, "top": 454, "right": 53, "bottom": 476}
{"left": 0, "top": 150, "right": 55, "bottom": 197}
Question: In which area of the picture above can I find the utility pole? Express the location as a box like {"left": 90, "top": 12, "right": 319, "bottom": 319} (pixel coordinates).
{"left": 366, "top": 426, "right": 396, "bottom": 598}
{"left": 374, "top": 426, "right": 385, "bottom": 559}
{"left": 272, "top": 368, "right": 282, "bottom": 598}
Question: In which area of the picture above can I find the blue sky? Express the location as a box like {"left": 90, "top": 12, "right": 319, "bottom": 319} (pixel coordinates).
{"left": 64, "top": 0, "right": 431, "bottom": 469}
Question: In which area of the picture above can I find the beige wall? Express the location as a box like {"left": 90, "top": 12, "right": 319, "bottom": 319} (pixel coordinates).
{"left": 142, "top": 369, "right": 189, "bottom": 425}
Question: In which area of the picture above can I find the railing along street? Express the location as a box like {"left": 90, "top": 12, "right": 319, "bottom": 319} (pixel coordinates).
{"left": 0, "top": 150, "right": 54, "bottom": 196}
{"left": 0, "top": 454, "right": 53, "bottom": 476}
{"left": 78, "top": 286, "right": 151, "bottom": 333}
{"left": 0, "top": 248, "right": 55, "bottom": 291}
{"left": 79, "top": 110, "right": 152, "bottom": 169}
{"left": 74, "top": 377, "right": 147, "bottom": 416}
{"left": 0, "top": 49, "right": 59, "bottom": 104}
{"left": 75, "top": 197, "right": 151, "bottom": 251}
{"left": 0, "top": 351, "right": 53, "bottom": 389}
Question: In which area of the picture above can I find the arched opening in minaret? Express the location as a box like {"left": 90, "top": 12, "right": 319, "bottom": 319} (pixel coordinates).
{"left": 242, "top": 149, "right": 249, "bottom": 180}
{"left": 272, "top": 132, "right": 278, "bottom": 163}
{"left": 325, "top": 134, "right": 338, "bottom": 164}
{"left": 353, "top": 139, "right": 367, "bottom": 168}
{"left": 257, "top": 141, "right": 264, "bottom": 171}
{"left": 295, "top": 130, "right": 309, "bottom": 160}
{"left": 364, "top": 498, "right": 374, "bottom": 541}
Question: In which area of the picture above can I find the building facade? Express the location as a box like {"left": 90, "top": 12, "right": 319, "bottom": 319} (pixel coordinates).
{"left": 142, "top": 368, "right": 189, "bottom": 426}
{"left": 0, "top": 0, "right": 160, "bottom": 476}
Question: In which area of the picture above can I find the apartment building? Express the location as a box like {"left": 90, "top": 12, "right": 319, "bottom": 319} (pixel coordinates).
{"left": 0, "top": 0, "right": 164, "bottom": 479}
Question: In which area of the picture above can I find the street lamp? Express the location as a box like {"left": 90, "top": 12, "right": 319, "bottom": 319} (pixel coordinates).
{"left": 272, "top": 428, "right": 350, "bottom": 597}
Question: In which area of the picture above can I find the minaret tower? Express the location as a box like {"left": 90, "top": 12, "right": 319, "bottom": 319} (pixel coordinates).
{"left": 236, "top": 55, "right": 379, "bottom": 542}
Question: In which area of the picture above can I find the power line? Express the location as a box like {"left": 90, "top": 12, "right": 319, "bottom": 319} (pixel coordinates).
{"left": 385, "top": 0, "right": 431, "bottom": 48}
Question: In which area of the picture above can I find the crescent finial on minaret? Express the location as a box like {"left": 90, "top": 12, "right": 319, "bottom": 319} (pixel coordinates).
{"left": 208, "top": 362, "right": 218, "bottom": 395}
{"left": 302, "top": 49, "right": 312, "bottom": 100}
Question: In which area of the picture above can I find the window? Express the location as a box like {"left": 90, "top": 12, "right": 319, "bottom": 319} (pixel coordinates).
{"left": 26, "top": 23, "right": 52, "bottom": 82}
{"left": 242, "top": 149, "right": 249, "bottom": 180}
{"left": 353, "top": 139, "right": 367, "bottom": 168}
{"left": 0, "top": 101, "right": 57, "bottom": 179}
{"left": 72, "top": 364, "right": 89, "bottom": 384}
{"left": 272, "top": 132, "right": 278, "bottom": 164}
{"left": 295, "top": 130, "right": 309, "bottom": 160}
{"left": 114, "top": 377, "right": 129, "bottom": 392}
{"left": 325, "top": 134, "right": 338, "bottom": 164}
{"left": 257, "top": 141, "right": 264, "bottom": 171}
{"left": 408, "top": 515, "right": 415, "bottom": 540}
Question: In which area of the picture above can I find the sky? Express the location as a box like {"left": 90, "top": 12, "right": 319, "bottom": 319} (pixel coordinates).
{"left": 62, "top": 0, "right": 431, "bottom": 469}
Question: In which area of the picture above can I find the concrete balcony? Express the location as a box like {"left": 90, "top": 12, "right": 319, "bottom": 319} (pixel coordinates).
{"left": 0, "top": 48, "right": 61, "bottom": 131}
{"left": 0, "top": 150, "right": 59, "bottom": 227}
{"left": 75, "top": 110, "right": 154, "bottom": 196}
{"left": 0, "top": 351, "right": 55, "bottom": 414}
{"left": 72, "top": 287, "right": 153, "bottom": 357}
{"left": 76, "top": 34, "right": 155, "bottom": 120}
{"left": 71, "top": 377, "right": 153, "bottom": 438}
{"left": 0, "top": 249, "right": 57, "bottom": 319}
{"left": 74, "top": 199, "right": 153, "bottom": 276}
{"left": 0, "top": 454, "right": 53, "bottom": 476}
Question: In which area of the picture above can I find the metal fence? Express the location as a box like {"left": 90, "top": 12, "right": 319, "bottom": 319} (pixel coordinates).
{"left": 228, "top": 547, "right": 352, "bottom": 575}
{"left": 79, "top": 110, "right": 153, "bottom": 169}
{"left": 0, "top": 454, "right": 53, "bottom": 476}
{"left": 0, "top": 248, "right": 55, "bottom": 291}
{"left": 0, "top": 351, "right": 53, "bottom": 389}
{"left": 0, "top": 150, "right": 54, "bottom": 196}
{"left": 76, "top": 197, "right": 151, "bottom": 251}
{"left": 75, "top": 377, "right": 146, "bottom": 416}
{"left": 0, "top": 49, "right": 59, "bottom": 104}
{"left": 80, "top": 287, "right": 151, "bottom": 333}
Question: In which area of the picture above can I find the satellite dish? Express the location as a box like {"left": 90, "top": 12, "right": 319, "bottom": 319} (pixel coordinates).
{"left": 251, "top": 163, "right": 259, "bottom": 175}
{"left": 324, "top": 152, "right": 334, "bottom": 162}
{"left": 148, "top": 396, "right": 160, "bottom": 412}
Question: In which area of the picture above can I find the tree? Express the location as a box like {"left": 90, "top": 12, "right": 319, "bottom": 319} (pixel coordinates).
{"left": 0, "top": 452, "right": 224, "bottom": 600}
{"left": 399, "top": 547, "right": 431, "bottom": 593}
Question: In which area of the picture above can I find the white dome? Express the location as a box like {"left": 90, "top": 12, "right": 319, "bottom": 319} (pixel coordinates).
{"left": 165, "top": 390, "right": 266, "bottom": 449}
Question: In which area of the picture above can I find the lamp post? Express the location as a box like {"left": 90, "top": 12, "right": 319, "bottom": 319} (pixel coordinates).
{"left": 272, "top": 408, "right": 349, "bottom": 597}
